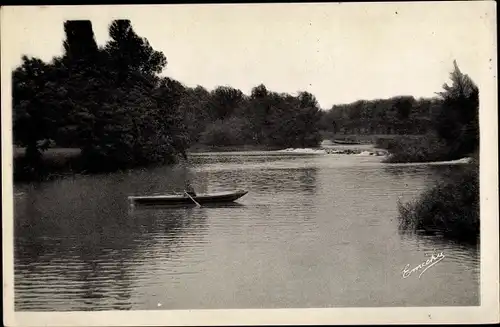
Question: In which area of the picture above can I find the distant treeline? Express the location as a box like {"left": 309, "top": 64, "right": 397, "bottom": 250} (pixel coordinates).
{"left": 382, "top": 62, "right": 479, "bottom": 243}
{"left": 384, "top": 62, "right": 479, "bottom": 162}
{"left": 13, "top": 19, "right": 322, "bottom": 179}
{"left": 321, "top": 60, "right": 479, "bottom": 162}
{"left": 180, "top": 84, "right": 322, "bottom": 148}
{"left": 320, "top": 96, "right": 441, "bottom": 135}
{"left": 13, "top": 19, "right": 479, "bottom": 181}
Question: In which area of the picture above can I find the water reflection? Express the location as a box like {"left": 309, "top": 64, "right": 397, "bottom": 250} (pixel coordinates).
{"left": 400, "top": 231, "right": 480, "bottom": 257}
{"left": 14, "top": 152, "right": 480, "bottom": 310}
{"left": 15, "top": 179, "right": 210, "bottom": 310}
{"left": 130, "top": 203, "right": 246, "bottom": 211}
{"left": 382, "top": 161, "right": 471, "bottom": 179}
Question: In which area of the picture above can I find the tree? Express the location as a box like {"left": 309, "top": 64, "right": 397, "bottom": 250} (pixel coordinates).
{"left": 12, "top": 56, "right": 58, "bottom": 168}
{"left": 319, "top": 96, "right": 436, "bottom": 137}
{"left": 251, "top": 84, "right": 268, "bottom": 99}
{"left": 235, "top": 84, "right": 271, "bottom": 143}
{"left": 12, "top": 19, "right": 192, "bottom": 177}
{"left": 62, "top": 20, "right": 99, "bottom": 63}
{"left": 105, "top": 19, "right": 167, "bottom": 79}
{"left": 295, "top": 91, "right": 322, "bottom": 146}
{"left": 153, "top": 77, "right": 190, "bottom": 159}
{"left": 178, "top": 85, "right": 212, "bottom": 144}
{"left": 435, "top": 60, "right": 479, "bottom": 157}
{"left": 199, "top": 117, "right": 250, "bottom": 146}
{"left": 207, "top": 86, "right": 245, "bottom": 120}
{"left": 395, "top": 96, "right": 414, "bottom": 120}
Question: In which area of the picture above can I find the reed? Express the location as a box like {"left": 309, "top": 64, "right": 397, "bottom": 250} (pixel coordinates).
{"left": 398, "top": 163, "right": 479, "bottom": 243}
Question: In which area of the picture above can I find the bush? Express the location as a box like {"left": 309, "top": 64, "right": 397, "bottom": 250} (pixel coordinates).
{"left": 382, "top": 133, "right": 452, "bottom": 163}
{"left": 398, "top": 164, "right": 479, "bottom": 243}
{"left": 374, "top": 137, "right": 398, "bottom": 150}
{"left": 198, "top": 117, "right": 250, "bottom": 146}
{"left": 14, "top": 148, "right": 83, "bottom": 181}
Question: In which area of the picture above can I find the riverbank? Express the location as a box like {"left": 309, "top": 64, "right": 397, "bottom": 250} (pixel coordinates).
{"left": 13, "top": 145, "right": 299, "bottom": 182}
{"left": 13, "top": 148, "right": 82, "bottom": 182}
{"left": 187, "top": 144, "right": 285, "bottom": 153}
{"left": 376, "top": 133, "right": 480, "bottom": 244}
{"left": 13, "top": 147, "right": 480, "bottom": 309}
{"left": 12, "top": 142, "right": 477, "bottom": 184}
{"left": 320, "top": 133, "right": 424, "bottom": 145}
{"left": 398, "top": 162, "right": 479, "bottom": 244}
{"left": 13, "top": 147, "right": 177, "bottom": 182}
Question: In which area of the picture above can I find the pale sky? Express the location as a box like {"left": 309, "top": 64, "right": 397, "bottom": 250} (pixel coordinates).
{"left": 1, "top": 2, "right": 496, "bottom": 108}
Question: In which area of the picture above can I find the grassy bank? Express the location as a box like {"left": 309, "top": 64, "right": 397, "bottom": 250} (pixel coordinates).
{"left": 375, "top": 131, "right": 478, "bottom": 164}
{"left": 384, "top": 133, "right": 480, "bottom": 244}
{"left": 14, "top": 148, "right": 83, "bottom": 182}
{"left": 187, "top": 144, "right": 285, "bottom": 153}
{"left": 14, "top": 147, "right": 81, "bottom": 160}
{"left": 320, "top": 132, "right": 424, "bottom": 146}
{"left": 13, "top": 145, "right": 286, "bottom": 182}
{"left": 14, "top": 147, "right": 176, "bottom": 182}
{"left": 376, "top": 134, "right": 455, "bottom": 163}
{"left": 398, "top": 163, "right": 479, "bottom": 243}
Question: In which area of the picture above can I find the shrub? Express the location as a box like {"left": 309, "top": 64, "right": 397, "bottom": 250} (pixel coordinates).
{"left": 198, "top": 117, "right": 250, "bottom": 146}
{"left": 14, "top": 148, "right": 83, "bottom": 181}
{"left": 374, "top": 137, "right": 398, "bottom": 150}
{"left": 382, "top": 133, "right": 452, "bottom": 163}
{"left": 398, "top": 164, "right": 479, "bottom": 243}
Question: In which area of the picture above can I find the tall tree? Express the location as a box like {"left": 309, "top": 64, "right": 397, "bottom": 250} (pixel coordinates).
{"left": 179, "top": 85, "right": 212, "bottom": 144}
{"left": 295, "top": 91, "right": 322, "bottom": 146}
{"left": 62, "top": 20, "right": 99, "bottom": 63}
{"left": 12, "top": 57, "right": 57, "bottom": 167}
{"left": 105, "top": 19, "right": 167, "bottom": 80}
{"left": 435, "top": 60, "right": 479, "bottom": 156}
{"left": 12, "top": 19, "right": 193, "bottom": 176}
{"left": 208, "top": 86, "right": 245, "bottom": 120}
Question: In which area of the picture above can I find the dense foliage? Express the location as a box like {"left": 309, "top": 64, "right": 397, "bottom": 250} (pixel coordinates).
{"left": 13, "top": 20, "right": 323, "bottom": 179}
{"left": 434, "top": 61, "right": 479, "bottom": 159}
{"left": 320, "top": 96, "right": 440, "bottom": 136}
{"left": 13, "top": 20, "right": 188, "bottom": 176}
{"left": 13, "top": 20, "right": 480, "bottom": 244}
{"left": 179, "top": 84, "right": 323, "bottom": 148}
{"left": 320, "top": 61, "right": 479, "bottom": 163}
{"left": 388, "top": 62, "right": 480, "bottom": 243}
{"left": 12, "top": 17, "right": 479, "bottom": 183}
{"left": 317, "top": 61, "right": 480, "bottom": 243}
{"left": 323, "top": 61, "right": 479, "bottom": 163}
{"left": 398, "top": 162, "right": 479, "bottom": 243}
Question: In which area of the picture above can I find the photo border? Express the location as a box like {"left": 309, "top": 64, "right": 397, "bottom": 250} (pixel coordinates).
{"left": 2, "top": 3, "right": 498, "bottom": 326}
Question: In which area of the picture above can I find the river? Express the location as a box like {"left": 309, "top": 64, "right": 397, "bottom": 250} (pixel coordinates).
{"left": 13, "top": 147, "right": 480, "bottom": 310}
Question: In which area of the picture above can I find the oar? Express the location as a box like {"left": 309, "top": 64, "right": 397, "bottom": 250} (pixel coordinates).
{"left": 184, "top": 191, "right": 201, "bottom": 208}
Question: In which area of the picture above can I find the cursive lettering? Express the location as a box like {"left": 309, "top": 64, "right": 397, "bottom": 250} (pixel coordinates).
{"left": 402, "top": 252, "right": 445, "bottom": 279}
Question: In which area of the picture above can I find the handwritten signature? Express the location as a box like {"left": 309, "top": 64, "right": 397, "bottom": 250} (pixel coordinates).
{"left": 402, "top": 252, "right": 445, "bottom": 279}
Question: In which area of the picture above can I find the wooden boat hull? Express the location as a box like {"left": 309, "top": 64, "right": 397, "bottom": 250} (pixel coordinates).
{"left": 128, "top": 190, "right": 248, "bottom": 206}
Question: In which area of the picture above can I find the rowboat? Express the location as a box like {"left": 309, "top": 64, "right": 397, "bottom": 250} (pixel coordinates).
{"left": 128, "top": 190, "right": 248, "bottom": 206}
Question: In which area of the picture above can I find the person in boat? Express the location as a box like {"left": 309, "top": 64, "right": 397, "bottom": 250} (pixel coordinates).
{"left": 184, "top": 181, "right": 197, "bottom": 197}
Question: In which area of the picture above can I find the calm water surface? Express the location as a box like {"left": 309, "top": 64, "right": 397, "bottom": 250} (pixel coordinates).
{"left": 14, "top": 149, "right": 480, "bottom": 310}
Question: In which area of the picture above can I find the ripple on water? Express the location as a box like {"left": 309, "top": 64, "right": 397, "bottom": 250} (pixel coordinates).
{"left": 14, "top": 152, "right": 480, "bottom": 310}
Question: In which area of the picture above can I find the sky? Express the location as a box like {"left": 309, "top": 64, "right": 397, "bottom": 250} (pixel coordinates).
{"left": 1, "top": 2, "right": 496, "bottom": 108}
